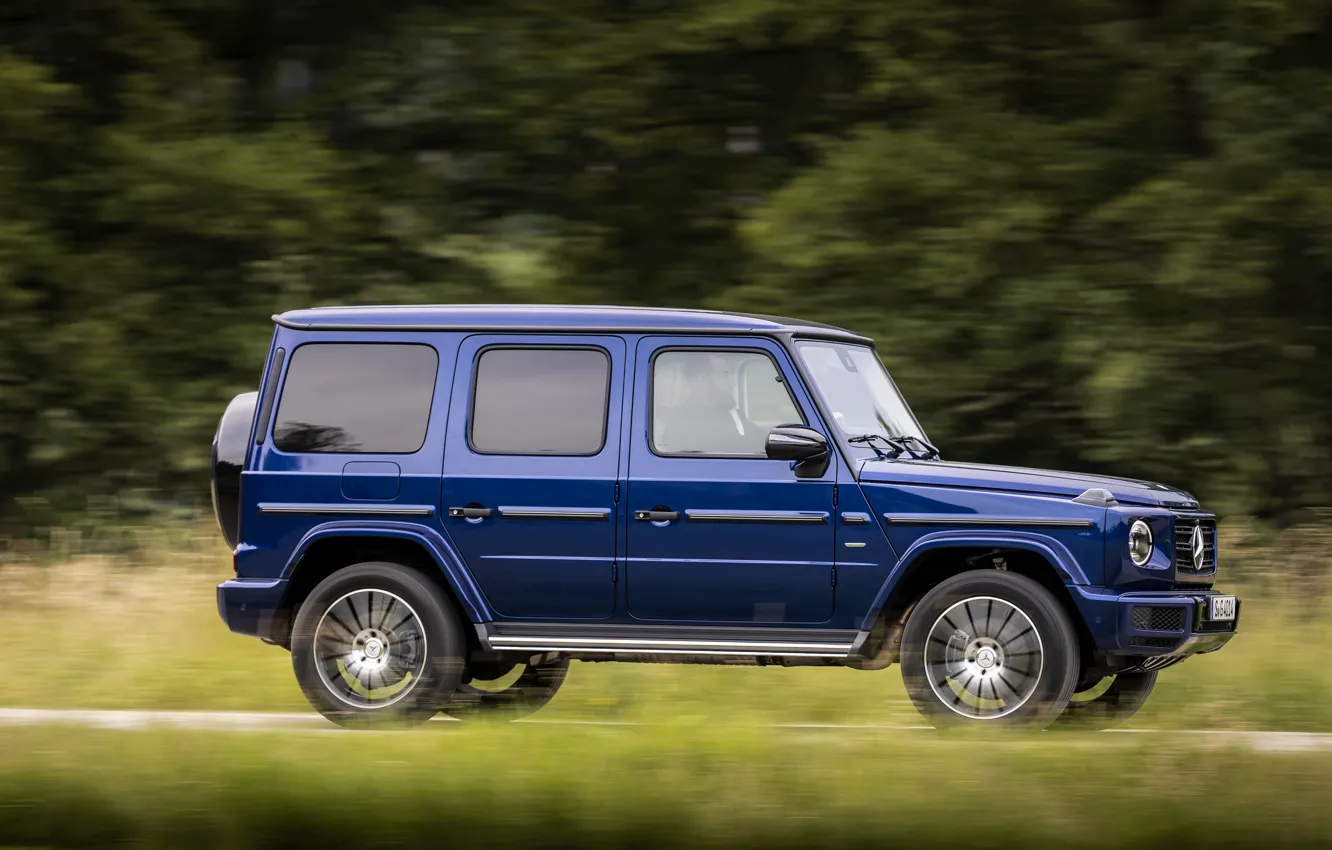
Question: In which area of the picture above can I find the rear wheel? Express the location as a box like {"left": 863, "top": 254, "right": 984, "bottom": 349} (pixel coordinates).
{"left": 291, "top": 562, "right": 465, "bottom": 728}
{"left": 445, "top": 655, "right": 569, "bottom": 720}
{"left": 1051, "top": 670, "right": 1157, "bottom": 730}
{"left": 900, "top": 571, "right": 1080, "bottom": 729}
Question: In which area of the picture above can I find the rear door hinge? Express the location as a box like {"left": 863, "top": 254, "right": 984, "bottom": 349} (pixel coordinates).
{"left": 831, "top": 566, "right": 837, "bottom": 587}
{"left": 612, "top": 562, "right": 618, "bottom": 583}
{"left": 614, "top": 482, "right": 621, "bottom": 503}
{"left": 832, "top": 484, "right": 839, "bottom": 507}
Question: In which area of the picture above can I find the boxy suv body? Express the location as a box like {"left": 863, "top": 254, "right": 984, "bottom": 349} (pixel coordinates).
{"left": 212, "top": 305, "right": 1239, "bottom": 728}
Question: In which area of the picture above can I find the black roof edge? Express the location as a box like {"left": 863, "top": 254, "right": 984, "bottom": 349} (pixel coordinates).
{"left": 271, "top": 314, "right": 873, "bottom": 344}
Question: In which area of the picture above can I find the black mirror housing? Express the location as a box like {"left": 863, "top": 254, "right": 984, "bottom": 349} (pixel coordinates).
{"left": 766, "top": 425, "right": 830, "bottom": 478}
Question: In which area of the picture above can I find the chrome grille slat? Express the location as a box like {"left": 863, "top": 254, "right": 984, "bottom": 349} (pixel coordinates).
{"left": 1172, "top": 516, "right": 1218, "bottom": 574}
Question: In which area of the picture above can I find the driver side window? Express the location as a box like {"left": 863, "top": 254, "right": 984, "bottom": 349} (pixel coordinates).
{"left": 651, "top": 349, "right": 804, "bottom": 457}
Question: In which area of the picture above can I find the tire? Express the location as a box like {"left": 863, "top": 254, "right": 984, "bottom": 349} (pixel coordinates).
{"left": 1051, "top": 671, "right": 1157, "bottom": 730}
{"left": 290, "top": 562, "right": 466, "bottom": 728}
{"left": 900, "top": 570, "right": 1080, "bottom": 729}
{"left": 444, "top": 655, "right": 570, "bottom": 720}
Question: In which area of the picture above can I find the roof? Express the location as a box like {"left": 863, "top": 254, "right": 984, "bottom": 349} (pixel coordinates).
{"left": 272, "top": 304, "right": 871, "bottom": 343}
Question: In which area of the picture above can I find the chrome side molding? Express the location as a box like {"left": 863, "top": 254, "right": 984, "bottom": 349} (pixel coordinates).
{"left": 257, "top": 503, "right": 435, "bottom": 517}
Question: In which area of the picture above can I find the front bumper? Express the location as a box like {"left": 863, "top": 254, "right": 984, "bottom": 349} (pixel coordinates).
{"left": 1071, "top": 586, "right": 1240, "bottom": 659}
{"left": 217, "top": 578, "right": 288, "bottom": 642}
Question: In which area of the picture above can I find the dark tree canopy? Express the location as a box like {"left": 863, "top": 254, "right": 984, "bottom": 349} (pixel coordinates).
{"left": 2, "top": 0, "right": 1330, "bottom": 524}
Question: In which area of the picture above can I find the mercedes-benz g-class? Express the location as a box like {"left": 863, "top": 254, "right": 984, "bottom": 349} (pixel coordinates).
{"left": 213, "top": 305, "right": 1238, "bottom": 728}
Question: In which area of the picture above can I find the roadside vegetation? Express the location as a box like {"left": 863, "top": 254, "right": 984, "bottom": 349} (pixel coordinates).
{"left": 1, "top": 518, "right": 1329, "bottom": 848}
{"left": 5, "top": 2, "right": 1332, "bottom": 529}
{"left": 3, "top": 724, "right": 1332, "bottom": 850}
{"left": 2, "top": 518, "right": 1329, "bottom": 730}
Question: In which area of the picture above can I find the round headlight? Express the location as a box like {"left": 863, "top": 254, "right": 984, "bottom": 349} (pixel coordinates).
{"left": 1128, "top": 519, "right": 1154, "bottom": 566}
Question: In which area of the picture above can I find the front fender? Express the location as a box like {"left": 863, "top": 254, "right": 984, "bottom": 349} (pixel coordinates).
{"left": 281, "top": 520, "right": 492, "bottom": 622}
{"left": 859, "top": 529, "right": 1090, "bottom": 631}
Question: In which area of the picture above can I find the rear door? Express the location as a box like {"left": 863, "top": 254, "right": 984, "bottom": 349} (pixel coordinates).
{"left": 440, "top": 335, "right": 625, "bottom": 620}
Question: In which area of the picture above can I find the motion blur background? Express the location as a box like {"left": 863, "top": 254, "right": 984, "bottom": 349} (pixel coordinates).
{"left": 3, "top": 4, "right": 1332, "bottom": 848}
{"left": 2, "top": 0, "right": 1331, "bottom": 533}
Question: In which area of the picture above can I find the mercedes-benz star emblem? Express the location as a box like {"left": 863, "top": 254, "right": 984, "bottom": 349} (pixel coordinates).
{"left": 1190, "top": 524, "right": 1206, "bottom": 570}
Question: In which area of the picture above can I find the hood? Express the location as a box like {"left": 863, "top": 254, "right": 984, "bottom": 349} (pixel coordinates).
{"left": 857, "top": 459, "right": 1200, "bottom": 509}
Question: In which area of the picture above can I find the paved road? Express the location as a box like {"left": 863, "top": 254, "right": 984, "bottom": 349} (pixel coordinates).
{"left": 1, "top": 707, "right": 1330, "bottom": 751}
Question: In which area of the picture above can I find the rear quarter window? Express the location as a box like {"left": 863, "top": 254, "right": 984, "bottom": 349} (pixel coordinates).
{"left": 272, "top": 343, "right": 439, "bottom": 454}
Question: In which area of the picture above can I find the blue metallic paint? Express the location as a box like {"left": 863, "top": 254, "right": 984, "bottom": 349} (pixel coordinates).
{"left": 856, "top": 458, "right": 1199, "bottom": 508}
{"left": 341, "top": 461, "right": 402, "bottom": 501}
{"left": 235, "top": 330, "right": 463, "bottom": 582}
{"left": 1070, "top": 586, "right": 1236, "bottom": 656}
{"left": 441, "top": 334, "right": 625, "bottom": 620}
{"left": 217, "top": 578, "right": 286, "bottom": 639}
{"left": 858, "top": 480, "right": 1106, "bottom": 585}
{"left": 215, "top": 308, "right": 1237, "bottom": 664}
{"left": 279, "top": 520, "right": 492, "bottom": 623}
{"left": 828, "top": 460, "right": 898, "bottom": 630}
{"left": 856, "top": 528, "right": 1092, "bottom": 632}
{"left": 623, "top": 336, "right": 837, "bottom": 624}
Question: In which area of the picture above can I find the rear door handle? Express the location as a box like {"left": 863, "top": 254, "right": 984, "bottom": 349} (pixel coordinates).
{"left": 448, "top": 506, "right": 493, "bottom": 519}
{"left": 634, "top": 509, "right": 680, "bottom": 522}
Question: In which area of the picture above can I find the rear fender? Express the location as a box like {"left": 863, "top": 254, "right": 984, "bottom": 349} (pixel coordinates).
{"left": 281, "top": 520, "right": 492, "bottom": 622}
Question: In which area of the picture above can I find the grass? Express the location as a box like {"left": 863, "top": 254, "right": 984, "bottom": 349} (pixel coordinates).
{"left": 1, "top": 519, "right": 1330, "bottom": 730}
{"left": 1, "top": 519, "right": 1331, "bottom": 849}
{"left": 2, "top": 724, "right": 1332, "bottom": 850}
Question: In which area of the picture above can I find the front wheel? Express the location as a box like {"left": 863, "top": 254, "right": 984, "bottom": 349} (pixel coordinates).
{"left": 290, "top": 562, "right": 466, "bottom": 728}
{"left": 1051, "top": 671, "right": 1157, "bottom": 730}
{"left": 900, "top": 571, "right": 1080, "bottom": 729}
{"left": 445, "top": 655, "right": 569, "bottom": 720}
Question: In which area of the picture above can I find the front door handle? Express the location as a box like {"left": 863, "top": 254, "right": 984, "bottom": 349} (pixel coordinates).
{"left": 447, "top": 506, "right": 493, "bottom": 519}
{"left": 634, "top": 509, "right": 680, "bottom": 522}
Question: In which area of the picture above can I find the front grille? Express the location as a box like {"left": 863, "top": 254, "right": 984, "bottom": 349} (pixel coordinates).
{"left": 1173, "top": 516, "right": 1218, "bottom": 574}
{"left": 1131, "top": 606, "right": 1186, "bottom": 632}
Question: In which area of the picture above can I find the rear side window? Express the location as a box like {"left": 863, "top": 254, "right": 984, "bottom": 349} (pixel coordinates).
{"left": 273, "top": 343, "right": 439, "bottom": 453}
{"left": 470, "top": 347, "right": 610, "bottom": 455}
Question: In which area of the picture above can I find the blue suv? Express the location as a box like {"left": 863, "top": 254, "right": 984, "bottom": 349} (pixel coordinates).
{"left": 212, "top": 305, "right": 1239, "bottom": 728}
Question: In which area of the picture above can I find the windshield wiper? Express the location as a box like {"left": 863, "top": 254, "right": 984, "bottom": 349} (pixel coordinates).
{"left": 896, "top": 435, "right": 941, "bottom": 460}
{"left": 848, "top": 433, "right": 939, "bottom": 461}
{"left": 848, "top": 434, "right": 908, "bottom": 459}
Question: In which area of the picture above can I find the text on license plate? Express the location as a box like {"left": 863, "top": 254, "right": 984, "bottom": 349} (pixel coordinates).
{"left": 1209, "top": 595, "right": 1237, "bottom": 621}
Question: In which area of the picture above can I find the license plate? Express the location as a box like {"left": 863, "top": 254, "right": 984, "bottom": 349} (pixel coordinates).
{"left": 1208, "top": 595, "right": 1237, "bottom": 621}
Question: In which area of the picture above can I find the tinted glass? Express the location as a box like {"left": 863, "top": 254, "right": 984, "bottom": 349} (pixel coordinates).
{"left": 652, "top": 350, "right": 803, "bottom": 456}
{"left": 273, "top": 344, "right": 438, "bottom": 453}
{"left": 470, "top": 348, "right": 610, "bottom": 455}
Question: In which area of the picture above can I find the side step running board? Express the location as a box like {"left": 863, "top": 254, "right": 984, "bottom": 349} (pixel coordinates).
{"left": 480, "top": 625, "right": 861, "bottom": 658}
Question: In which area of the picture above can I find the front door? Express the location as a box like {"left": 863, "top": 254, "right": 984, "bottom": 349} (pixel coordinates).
{"left": 625, "top": 337, "right": 836, "bottom": 623}
{"left": 441, "top": 335, "right": 625, "bottom": 620}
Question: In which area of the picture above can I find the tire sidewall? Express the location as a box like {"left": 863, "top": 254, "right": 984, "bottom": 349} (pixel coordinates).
{"left": 446, "top": 656, "right": 570, "bottom": 720}
{"left": 901, "top": 571, "right": 1080, "bottom": 729}
{"left": 291, "top": 561, "right": 466, "bottom": 727}
{"left": 1053, "top": 670, "right": 1158, "bottom": 730}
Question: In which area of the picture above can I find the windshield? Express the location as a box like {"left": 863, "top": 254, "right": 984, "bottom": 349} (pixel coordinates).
{"left": 795, "top": 341, "right": 928, "bottom": 445}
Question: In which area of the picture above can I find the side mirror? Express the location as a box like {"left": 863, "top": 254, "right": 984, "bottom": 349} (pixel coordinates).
{"left": 765, "top": 425, "right": 830, "bottom": 479}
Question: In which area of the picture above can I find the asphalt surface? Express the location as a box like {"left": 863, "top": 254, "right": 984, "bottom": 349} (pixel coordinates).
{"left": 1, "top": 708, "right": 1330, "bottom": 750}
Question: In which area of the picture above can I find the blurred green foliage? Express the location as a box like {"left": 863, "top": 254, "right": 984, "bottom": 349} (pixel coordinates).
{"left": 6, "top": 725, "right": 1332, "bottom": 850}
{"left": 2, "top": 1, "right": 1330, "bottom": 523}
{"left": 3, "top": 522, "right": 1329, "bottom": 727}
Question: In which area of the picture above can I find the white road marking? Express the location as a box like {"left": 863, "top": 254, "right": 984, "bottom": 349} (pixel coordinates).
{"left": 0, "top": 708, "right": 331, "bottom": 731}
{"left": 0, "top": 708, "right": 1329, "bottom": 750}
